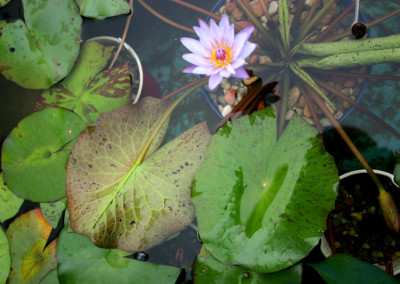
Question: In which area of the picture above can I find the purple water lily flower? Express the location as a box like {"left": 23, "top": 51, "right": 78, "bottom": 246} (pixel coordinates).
{"left": 180, "top": 14, "right": 256, "bottom": 90}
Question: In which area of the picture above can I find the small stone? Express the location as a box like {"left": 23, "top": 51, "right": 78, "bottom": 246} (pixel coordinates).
{"left": 225, "top": 2, "right": 237, "bottom": 13}
{"left": 344, "top": 78, "right": 356, "bottom": 88}
{"left": 288, "top": 86, "right": 301, "bottom": 108}
{"left": 342, "top": 101, "right": 350, "bottom": 109}
{"left": 305, "top": 0, "right": 316, "bottom": 7}
{"left": 303, "top": 104, "right": 311, "bottom": 117}
{"left": 249, "top": 54, "right": 258, "bottom": 64}
{"left": 260, "top": 15, "right": 268, "bottom": 24}
{"left": 218, "top": 104, "right": 224, "bottom": 114}
{"left": 221, "top": 79, "right": 231, "bottom": 90}
{"left": 334, "top": 110, "right": 343, "bottom": 120}
{"left": 286, "top": 109, "right": 295, "bottom": 120}
{"left": 303, "top": 116, "right": 315, "bottom": 125}
{"left": 298, "top": 96, "right": 306, "bottom": 107}
{"left": 258, "top": 55, "right": 272, "bottom": 64}
{"left": 237, "top": 86, "right": 247, "bottom": 101}
{"left": 235, "top": 21, "right": 253, "bottom": 29}
{"left": 232, "top": 7, "right": 244, "bottom": 21}
{"left": 335, "top": 241, "right": 341, "bottom": 249}
{"left": 224, "top": 89, "right": 236, "bottom": 105}
{"left": 217, "top": 93, "right": 226, "bottom": 105}
{"left": 222, "top": 104, "right": 233, "bottom": 116}
{"left": 250, "top": 0, "right": 265, "bottom": 17}
{"left": 268, "top": 1, "right": 278, "bottom": 16}
{"left": 319, "top": 118, "right": 332, "bottom": 128}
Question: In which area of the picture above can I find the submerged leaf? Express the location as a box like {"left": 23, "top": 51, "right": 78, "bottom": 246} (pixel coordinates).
{"left": 0, "top": 0, "right": 81, "bottom": 89}
{"left": 309, "top": 254, "right": 399, "bottom": 284}
{"left": 6, "top": 209, "right": 57, "bottom": 283}
{"left": 0, "top": 228, "right": 10, "bottom": 284}
{"left": 57, "top": 226, "right": 181, "bottom": 283}
{"left": 193, "top": 107, "right": 338, "bottom": 273}
{"left": 36, "top": 41, "right": 132, "bottom": 123}
{"left": 1, "top": 108, "right": 87, "bottom": 202}
{"left": 0, "top": 173, "right": 23, "bottom": 222}
{"left": 66, "top": 97, "right": 211, "bottom": 251}
{"left": 193, "top": 245, "right": 302, "bottom": 283}
{"left": 75, "top": 0, "right": 130, "bottom": 19}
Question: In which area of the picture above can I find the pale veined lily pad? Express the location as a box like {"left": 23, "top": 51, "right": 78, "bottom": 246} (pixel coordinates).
{"left": 0, "top": 0, "right": 12, "bottom": 7}
{"left": 0, "top": 228, "right": 10, "bottom": 284}
{"left": 75, "top": 0, "right": 130, "bottom": 19}
{"left": 1, "top": 108, "right": 87, "bottom": 202}
{"left": 309, "top": 254, "right": 399, "bottom": 284}
{"left": 36, "top": 41, "right": 132, "bottom": 123}
{"left": 0, "top": 173, "right": 23, "bottom": 222}
{"left": 193, "top": 107, "right": 338, "bottom": 273}
{"left": 66, "top": 97, "right": 211, "bottom": 251}
{"left": 6, "top": 209, "right": 57, "bottom": 283}
{"left": 40, "top": 199, "right": 67, "bottom": 228}
{"left": 193, "top": 245, "right": 302, "bottom": 283}
{"left": 0, "top": 0, "right": 81, "bottom": 89}
{"left": 57, "top": 226, "right": 181, "bottom": 283}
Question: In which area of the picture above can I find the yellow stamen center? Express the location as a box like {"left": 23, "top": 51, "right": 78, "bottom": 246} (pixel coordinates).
{"left": 210, "top": 44, "right": 232, "bottom": 67}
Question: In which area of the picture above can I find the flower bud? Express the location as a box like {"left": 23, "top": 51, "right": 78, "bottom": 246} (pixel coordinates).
{"left": 378, "top": 191, "right": 400, "bottom": 232}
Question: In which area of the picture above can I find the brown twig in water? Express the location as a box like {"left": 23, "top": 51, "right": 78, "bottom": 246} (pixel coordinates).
{"left": 298, "top": 83, "right": 323, "bottom": 133}
{"left": 170, "top": 0, "right": 221, "bottom": 22}
{"left": 108, "top": 0, "right": 134, "bottom": 69}
{"left": 290, "top": 0, "right": 305, "bottom": 35}
{"left": 137, "top": 0, "right": 194, "bottom": 33}
{"left": 162, "top": 77, "right": 208, "bottom": 100}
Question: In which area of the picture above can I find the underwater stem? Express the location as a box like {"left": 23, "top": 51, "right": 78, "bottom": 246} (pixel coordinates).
{"left": 278, "top": 70, "right": 290, "bottom": 136}
{"left": 162, "top": 77, "right": 208, "bottom": 100}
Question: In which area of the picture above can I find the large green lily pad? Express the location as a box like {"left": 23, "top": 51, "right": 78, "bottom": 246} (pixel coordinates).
{"left": 193, "top": 245, "right": 302, "bottom": 283}
{"left": 66, "top": 97, "right": 211, "bottom": 251}
{"left": 75, "top": 0, "right": 130, "bottom": 19}
{"left": 36, "top": 41, "right": 132, "bottom": 123}
{"left": 6, "top": 209, "right": 57, "bottom": 283}
{"left": 309, "top": 254, "right": 399, "bottom": 284}
{"left": 0, "top": 173, "right": 23, "bottom": 222}
{"left": 57, "top": 226, "right": 181, "bottom": 283}
{"left": 0, "top": 0, "right": 81, "bottom": 89}
{"left": 1, "top": 108, "right": 87, "bottom": 202}
{"left": 0, "top": 228, "right": 10, "bottom": 284}
{"left": 193, "top": 107, "right": 338, "bottom": 273}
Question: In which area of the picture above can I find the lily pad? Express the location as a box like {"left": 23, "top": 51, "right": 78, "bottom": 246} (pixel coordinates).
{"left": 0, "top": 173, "right": 23, "bottom": 222}
{"left": 192, "top": 107, "right": 338, "bottom": 273}
{"left": 0, "top": 0, "right": 12, "bottom": 8}
{"left": 1, "top": 108, "right": 87, "bottom": 202}
{"left": 6, "top": 209, "right": 57, "bottom": 283}
{"left": 0, "top": 228, "right": 10, "bottom": 284}
{"left": 36, "top": 41, "right": 132, "bottom": 123}
{"left": 193, "top": 245, "right": 302, "bottom": 283}
{"left": 39, "top": 269, "right": 58, "bottom": 284}
{"left": 75, "top": 0, "right": 130, "bottom": 19}
{"left": 57, "top": 226, "right": 181, "bottom": 283}
{"left": 0, "top": 0, "right": 81, "bottom": 89}
{"left": 40, "top": 199, "right": 66, "bottom": 228}
{"left": 66, "top": 97, "right": 211, "bottom": 251}
{"left": 309, "top": 254, "right": 399, "bottom": 284}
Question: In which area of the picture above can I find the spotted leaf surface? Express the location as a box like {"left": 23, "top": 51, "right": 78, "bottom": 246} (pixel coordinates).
{"left": 66, "top": 97, "right": 211, "bottom": 251}
{"left": 36, "top": 41, "right": 131, "bottom": 123}
{"left": 1, "top": 108, "right": 87, "bottom": 202}
{"left": 40, "top": 199, "right": 66, "bottom": 228}
{"left": 57, "top": 226, "right": 180, "bottom": 283}
{"left": 6, "top": 209, "right": 57, "bottom": 283}
{"left": 0, "top": 173, "right": 23, "bottom": 222}
{"left": 0, "top": 0, "right": 81, "bottom": 89}
{"left": 75, "top": 0, "right": 130, "bottom": 19}
{"left": 193, "top": 107, "right": 338, "bottom": 273}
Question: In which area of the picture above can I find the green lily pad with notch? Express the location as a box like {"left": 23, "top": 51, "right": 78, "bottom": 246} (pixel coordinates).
{"left": 6, "top": 209, "right": 57, "bottom": 283}
{"left": 193, "top": 245, "right": 302, "bottom": 283}
{"left": 0, "top": 0, "right": 12, "bottom": 8}
{"left": 40, "top": 199, "right": 67, "bottom": 228}
{"left": 0, "top": 228, "right": 10, "bottom": 284}
{"left": 192, "top": 107, "right": 339, "bottom": 273}
{"left": 0, "top": 173, "right": 23, "bottom": 222}
{"left": 36, "top": 41, "right": 131, "bottom": 123}
{"left": 1, "top": 108, "right": 87, "bottom": 202}
{"left": 57, "top": 224, "right": 181, "bottom": 283}
{"left": 0, "top": 0, "right": 81, "bottom": 89}
{"left": 75, "top": 0, "right": 130, "bottom": 19}
{"left": 66, "top": 97, "right": 211, "bottom": 251}
{"left": 309, "top": 254, "right": 399, "bottom": 284}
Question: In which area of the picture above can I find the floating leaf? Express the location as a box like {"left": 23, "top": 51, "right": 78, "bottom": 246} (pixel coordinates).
{"left": 36, "top": 41, "right": 131, "bottom": 123}
{"left": 75, "top": 0, "right": 130, "bottom": 19}
{"left": 193, "top": 245, "right": 302, "bottom": 283}
{"left": 0, "top": 0, "right": 12, "bottom": 8}
{"left": 6, "top": 209, "right": 57, "bottom": 283}
{"left": 0, "top": 0, "right": 81, "bottom": 89}
{"left": 0, "top": 173, "right": 23, "bottom": 222}
{"left": 39, "top": 269, "right": 58, "bottom": 284}
{"left": 66, "top": 97, "right": 211, "bottom": 251}
{"left": 309, "top": 254, "right": 399, "bottom": 284}
{"left": 57, "top": 225, "right": 181, "bottom": 283}
{"left": 0, "top": 228, "right": 10, "bottom": 284}
{"left": 193, "top": 107, "right": 338, "bottom": 273}
{"left": 1, "top": 108, "right": 87, "bottom": 202}
{"left": 40, "top": 199, "right": 67, "bottom": 228}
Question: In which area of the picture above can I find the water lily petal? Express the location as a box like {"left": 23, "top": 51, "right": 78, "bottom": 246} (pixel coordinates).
{"left": 182, "top": 53, "right": 210, "bottom": 66}
{"left": 238, "top": 42, "right": 257, "bottom": 60}
{"left": 230, "top": 58, "right": 246, "bottom": 69}
{"left": 232, "top": 25, "right": 255, "bottom": 59}
{"left": 180, "top": 38, "right": 210, "bottom": 57}
{"left": 209, "top": 73, "right": 223, "bottom": 90}
{"left": 192, "top": 65, "right": 216, "bottom": 76}
{"left": 231, "top": 67, "right": 250, "bottom": 79}
{"left": 182, "top": 65, "right": 197, "bottom": 73}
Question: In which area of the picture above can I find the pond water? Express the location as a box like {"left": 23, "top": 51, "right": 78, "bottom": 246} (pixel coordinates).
{"left": 1, "top": 0, "right": 400, "bottom": 283}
